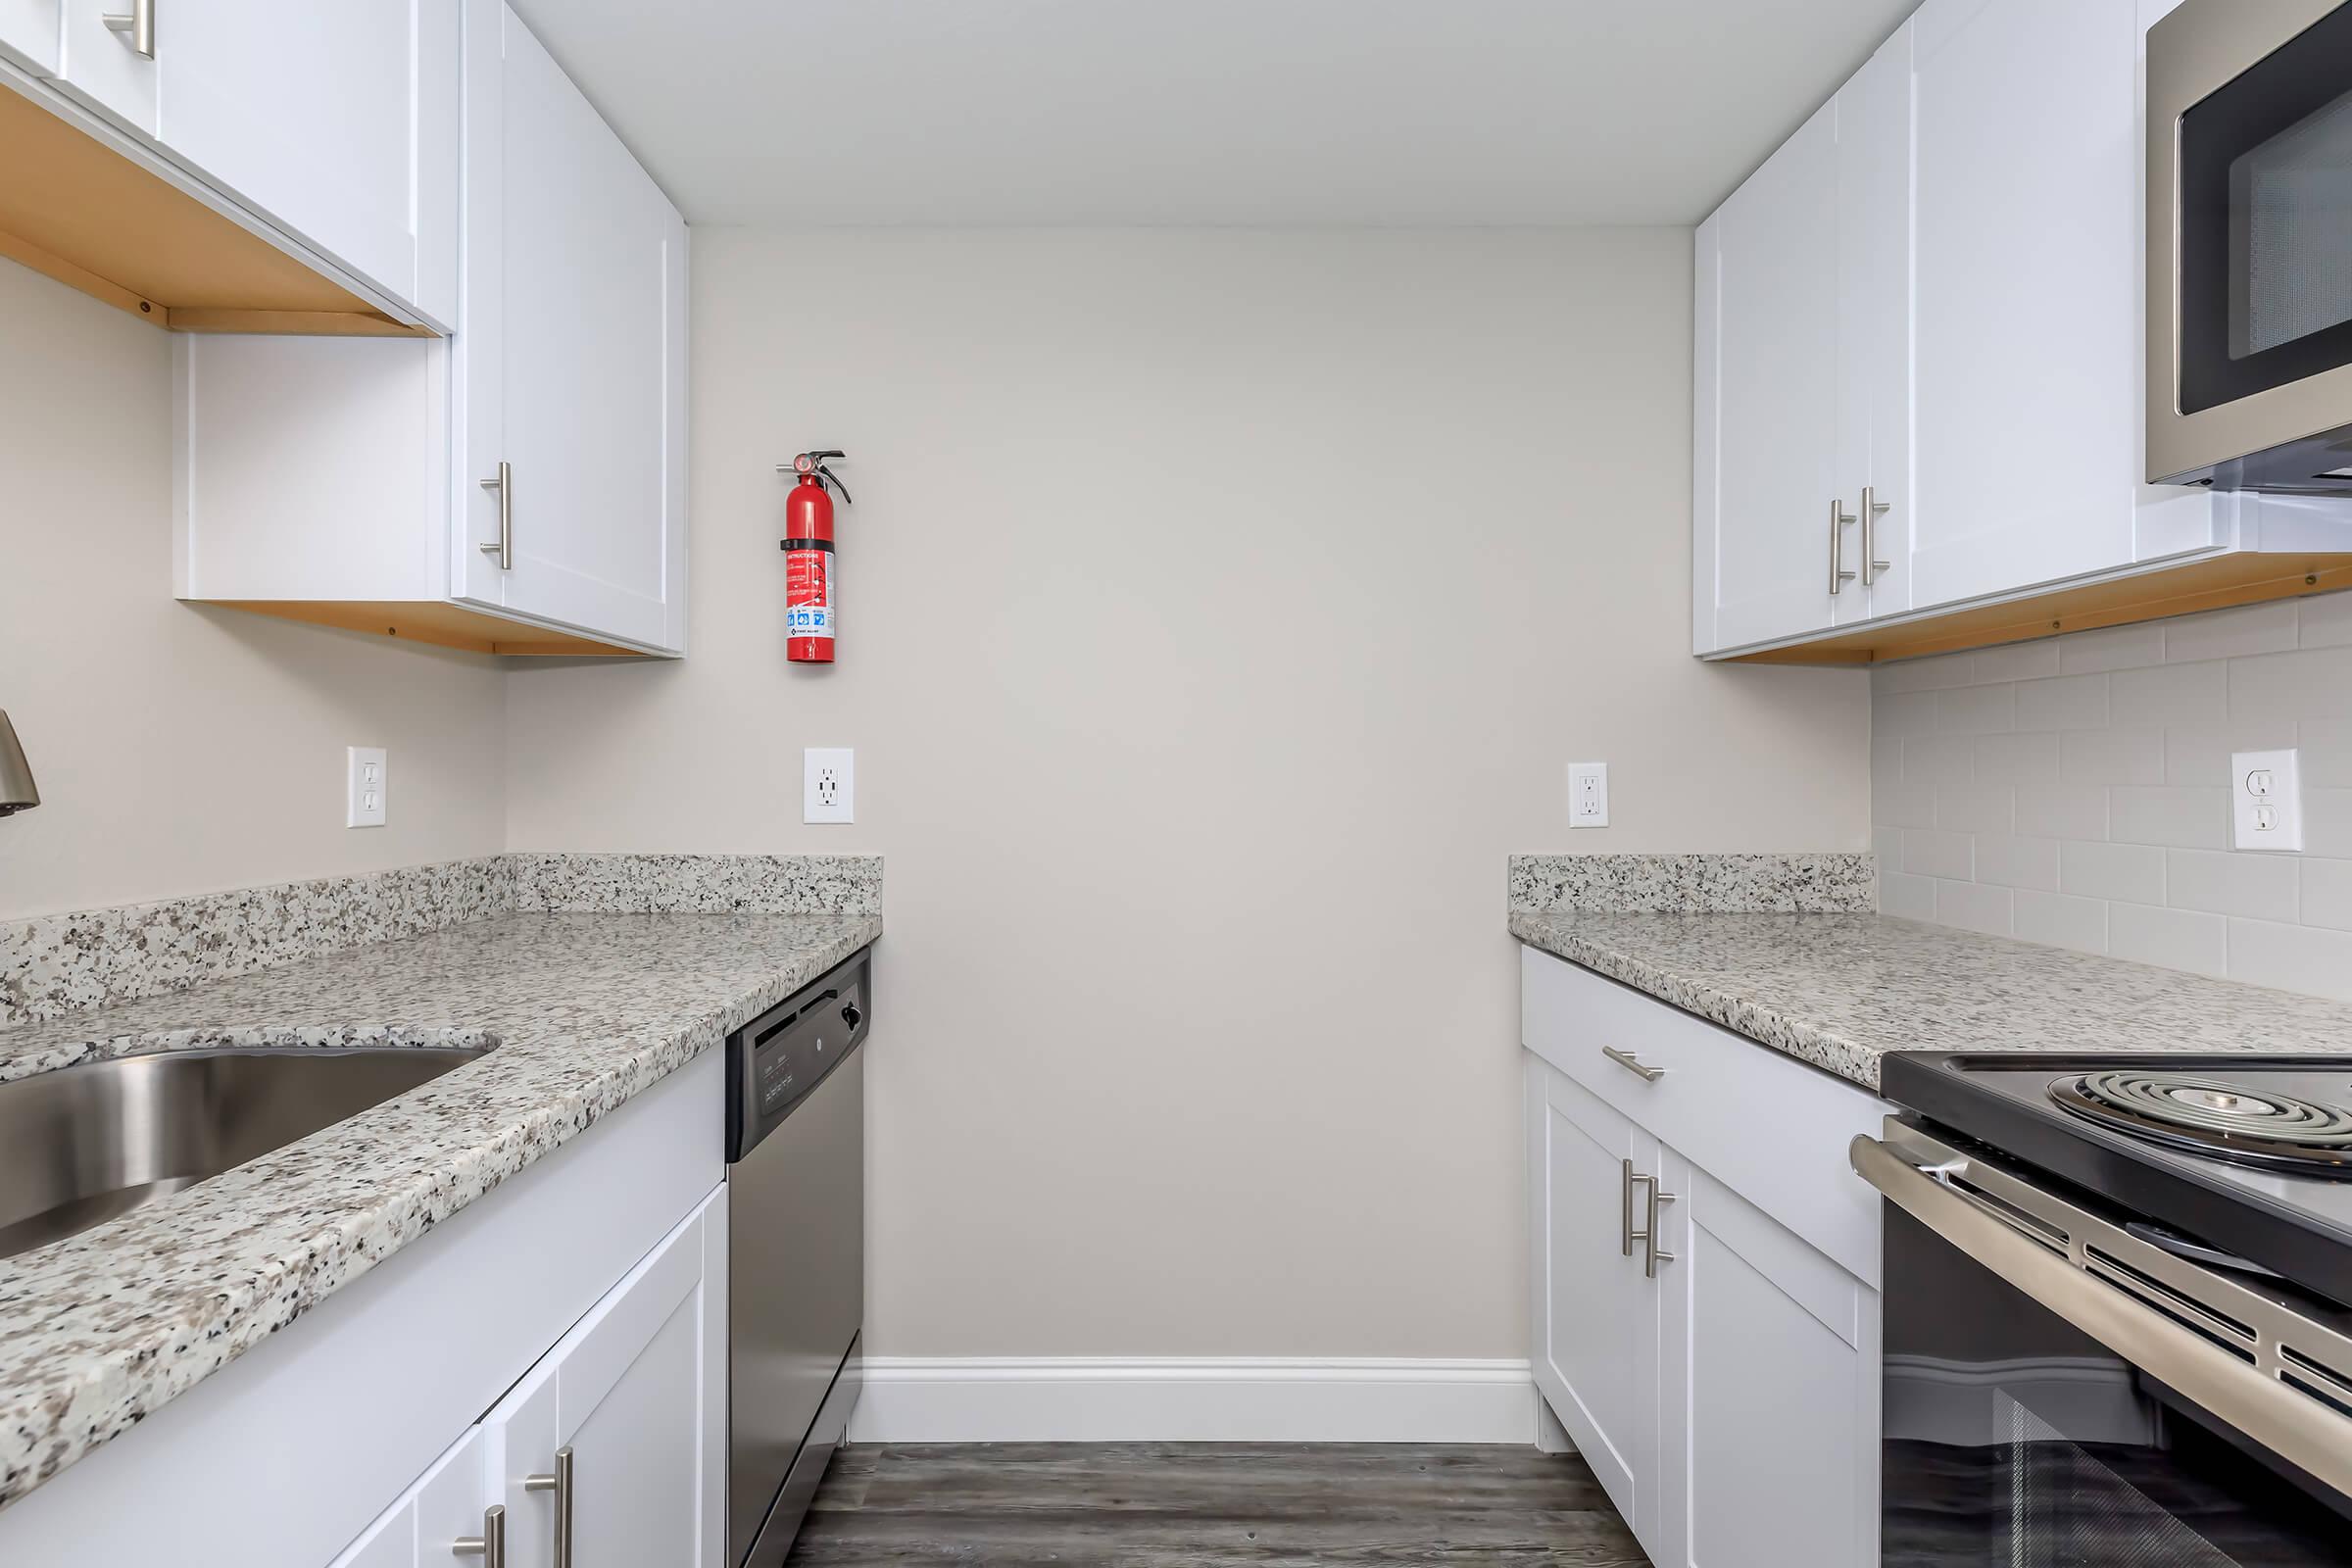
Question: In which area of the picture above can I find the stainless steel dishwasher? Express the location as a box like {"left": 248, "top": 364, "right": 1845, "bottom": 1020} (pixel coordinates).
{"left": 725, "top": 948, "right": 870, "bottom": 1568}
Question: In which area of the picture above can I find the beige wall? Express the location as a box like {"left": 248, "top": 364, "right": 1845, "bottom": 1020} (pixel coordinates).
{"left": 0, "top": 261, "right": 508, "bottom": 921}
{"left": 506, "top": 228, "right": 1870, "bottom": 1357}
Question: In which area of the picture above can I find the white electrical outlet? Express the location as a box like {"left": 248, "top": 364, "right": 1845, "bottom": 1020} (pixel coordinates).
{"left": 805, "top": 748, "right": 855, "bottom": 824}
{"left": 1568, "top": 761, "right": 1609, "bottom": 828}
{"left": 2231, "top": 748, "right": 2302, "bottom": 852}
{"left": 346, "top": 746, "right": 387, "bottom": 828}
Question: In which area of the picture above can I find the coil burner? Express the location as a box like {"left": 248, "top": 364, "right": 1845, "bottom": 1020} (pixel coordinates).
{"left": 2049, "top": 1068, "right": 2352, "bottom": 1174}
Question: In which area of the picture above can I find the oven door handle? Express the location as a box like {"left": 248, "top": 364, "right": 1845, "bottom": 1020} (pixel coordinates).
{"left": 1850, "top": 1135, "right": 2352, "bottom": 1499}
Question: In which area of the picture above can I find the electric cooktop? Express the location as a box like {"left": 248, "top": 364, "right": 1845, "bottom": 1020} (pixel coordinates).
{"left": 1882, "top": 1054, "right": 2352, "bottom": 1311}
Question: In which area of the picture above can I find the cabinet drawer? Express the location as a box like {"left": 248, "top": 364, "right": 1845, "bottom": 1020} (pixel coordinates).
{"left": 1520, "top": 945, "right": 1886, "bottom": 1287}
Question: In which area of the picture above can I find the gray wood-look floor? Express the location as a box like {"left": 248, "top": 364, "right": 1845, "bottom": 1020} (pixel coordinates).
{"left": 784, "top": 1443, "right": 1651, "bottom": 1566}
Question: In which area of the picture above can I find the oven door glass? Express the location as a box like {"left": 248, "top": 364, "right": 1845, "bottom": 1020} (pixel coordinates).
{"left": 1881, "top": 1206, "right": 2349, "bottom": 1567}
{"left": 2178, "top": 2, "right": 2352, "bottom": 415}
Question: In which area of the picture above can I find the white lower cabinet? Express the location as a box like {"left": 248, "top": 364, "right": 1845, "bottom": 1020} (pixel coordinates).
{"left": 1522, "top": 946, "right": 1884, "bottom": 1568}
{"left": 329, "top": 1184, "right": 726, "bottom": 1568}
{"left": 0, "top": 0, "right": 57, "bottom": 74}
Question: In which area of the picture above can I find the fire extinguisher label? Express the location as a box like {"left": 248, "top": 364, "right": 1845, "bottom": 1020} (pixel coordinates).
{"left": 785, "top": 549, "right": 835, "bottom": 640}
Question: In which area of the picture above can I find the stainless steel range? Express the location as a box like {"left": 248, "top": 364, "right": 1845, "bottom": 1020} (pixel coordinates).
{"left": 1857, "top": 1054, "right": 2352, "bottom": 1567}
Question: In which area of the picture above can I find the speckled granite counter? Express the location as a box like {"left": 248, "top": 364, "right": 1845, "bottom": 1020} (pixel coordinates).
{"left": 0, "top": 908, "right": 879, "bottom": 1510}
{"left": 1511, "top": 909, "right": 2352, "bottom": 1092}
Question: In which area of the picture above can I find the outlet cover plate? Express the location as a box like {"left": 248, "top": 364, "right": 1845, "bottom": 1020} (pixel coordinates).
{"left": 347, "top": 746, "right": 387, "bottom": 829}
{"left": 805, "top": 748, "right": 855, "bottom": 824}
{"left": 1568, "top": 761, "right": 1609, "bottom": 829}
{"left": 2230, "top": 748, "right": 2302, "bottom": 852}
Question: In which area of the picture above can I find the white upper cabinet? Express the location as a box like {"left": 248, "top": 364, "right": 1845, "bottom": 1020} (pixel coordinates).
{"left": 1693, "top": 0, "right": 2248, "bottom": 660}
{"left": 173, "top": 0, "right": 689, "bottom": 659}
{"left": 0, "top": 0, "right": 57, "bottom": 74}
{"left": 157, "top": 2, "right": 459, "bottom": 327}
{"left": 1695, "top": 25, "right": 1913, "bottom": 654}
{"left": 454, "top": 1, "right": 688, "bottom": 650}
{"left": 41, "top": 1, "right": 457, "bottom": 326}
{"left": 1906, "top": 0, "right": 2207, "bottom": 611}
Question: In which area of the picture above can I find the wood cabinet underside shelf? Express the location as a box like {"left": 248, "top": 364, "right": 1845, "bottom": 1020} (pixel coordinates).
{"left": 0, "top": 77, "right": 428, "bottom": 337}
{"left": 200, "top": 601, "right": 651, "bottom": 659}
{"left": 1729, "top": 552, "right": 2352, "bottom": 665}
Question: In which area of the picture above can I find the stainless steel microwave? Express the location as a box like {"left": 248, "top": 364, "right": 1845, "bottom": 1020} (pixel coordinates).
{"left": 2148, "top": 0, "right": 2352, "bottom": 493}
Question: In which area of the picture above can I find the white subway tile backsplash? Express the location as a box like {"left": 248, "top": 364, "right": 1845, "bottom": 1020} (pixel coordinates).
{"left": 2060, "top": 728, "right": 2167, "bottom": 786}
{"left": 1975, "top": 731, "right": 2060, "bottom": 787}
{"left": 1973, "top": 640, "right": 2062, "bottom": 682}
{"left": 1880, "top": 870, "right": 1937, "bottom": 921}
{"left": 1876, "top": 607, "right": 2352, "bottom": 1004}
{"left": 2015, "top": 786, "right": 2109, "bottom": 842}
{"left": 1976, "top": 835, "right": 2060, "bottom": 892}
{"left": 2110, "top": 786, "right": 2229, "bottom": 849}
{"left": 1874, "top": 653, "right": 1978, "bottom": 693}
{"left": 1938, "top": 683, "right": 2017, "bottom": 735}
{"left": 2300, "top": 858, "right": 2352, "bottom": 933}
{"left": 2228, "top": 646, "right": 2352, "bottom": 728}
{"left": 2110, "top": 903, "right": 2229, "bottom": 976}
{"left": 1936, "top": 879, "right": 2014, "bottom": 936}
{"left": 2163, "top": 848, "right": 2299, "bottom": 922}
{"left": 1905, "top": 734, "right": 1979, "bottom": 787}
{"left": 2014, "top": 890, "right": 2108, "bottom": 955}
{"left": 2014, "top": 673, "right": 2109, "bottom": 732}
{"left": 2058, "top": 622, "right": 2167, "bottom": 674}
{"left": 2112, "top": 662, "right": 2227, "bottom": 728}
{"left": 2162, "top": 602, "right": 2299, "bottom": 662}
{"left": 2227, "top": 918, "right": 2352, "bottom": 1003}
{"left": 2300, "top": 719, "right": 2352, "bottom": 788}
{"left": 2162, "top": 721, "right": 2296, "bottom": 788}
{"left": 1876, "top": 783, "right": 1936, "bottom": 829}
{"left": 2301, "top": 590, "right": 2352, "bottom": 650}
{"left": 2060, "top": 840, "right": 2167, "bottom": 906}
{"left": 1936, "top": 786, "right": 2015, "bottom": 835}
{"left": 1905, "top": 829, "right": 1975, "bottom": 880}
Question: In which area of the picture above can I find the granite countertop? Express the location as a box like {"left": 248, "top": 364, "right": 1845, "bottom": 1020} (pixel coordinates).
{"left": 0, "top": 908, "right": 881, "bottom": 1511}
{"left": 1511, "top": 909, "right": 2352, "bottom": 1091}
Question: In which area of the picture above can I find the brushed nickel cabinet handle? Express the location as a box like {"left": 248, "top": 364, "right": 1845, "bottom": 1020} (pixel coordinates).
{"left": 1601, "top": 1046, "right": 1666, "bottom": 1083}
{"left": 453, "top": 1505, "right": 506, "bottom": 1568}
{"left": 1644, "top": 1178, "right": 1677, "bottom": 1279}
{"left": 1829, "top": 498, "right": 1858, "bottom": 595}
{"left": 1862, "top": 485, "right": 1892, "bottom": 585}
{"left": 102, "top": 0, "right": 154, "bottom": 58}
{"left": 523, "top": 1446, "right": 573, "bottom": 1568}
{"left": 1620, "top": 1157, "right": 1637, "bottom": 1257}
{"left": 480, "top": 461, "right": 512, "bottom": 569}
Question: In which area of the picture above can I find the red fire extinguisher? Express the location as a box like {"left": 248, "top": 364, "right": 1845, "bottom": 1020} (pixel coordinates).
{"left": 779, "top": 450, "right": 851, "bottom": 662}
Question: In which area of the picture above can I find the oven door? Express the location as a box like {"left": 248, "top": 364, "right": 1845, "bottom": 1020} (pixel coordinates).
{"left": 1855, "top": 1131, "right": 2352, "bottom": 1567}
{"left": 2148, "top": 0, "right": 2352, "bottom": 488}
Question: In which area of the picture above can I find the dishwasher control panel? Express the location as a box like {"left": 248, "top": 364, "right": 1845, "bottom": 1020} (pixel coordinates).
{"left": 725, "top": 950, "right": 870, "bottom": 1162}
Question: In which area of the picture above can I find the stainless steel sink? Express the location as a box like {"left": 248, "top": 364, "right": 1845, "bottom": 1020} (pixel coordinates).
{"left": 0, "top": 1046, "right": 489, "bottom": 1262}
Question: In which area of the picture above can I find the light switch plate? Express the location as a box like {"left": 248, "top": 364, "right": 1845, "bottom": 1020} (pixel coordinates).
{"left": 805, "top": 748, "right": 855, "bottom": 824}
{"left": 1568, "top": 761, "right": 1609, "bottom": 829}
{"left": 2230, "top": 748, "right": 2302, "bottom": 852}
{"left": 346, "top": 746, "right": 387, "bottom": 829}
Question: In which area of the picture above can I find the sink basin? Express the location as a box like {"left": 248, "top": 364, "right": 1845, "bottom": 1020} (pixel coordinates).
{"left": 0, "top": 1046, "right": 489, "bottom": 1262}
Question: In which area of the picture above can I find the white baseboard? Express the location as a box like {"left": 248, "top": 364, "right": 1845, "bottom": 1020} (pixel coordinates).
{"left": 847, "top": 1356, "right": 1539, "bottom": 1446}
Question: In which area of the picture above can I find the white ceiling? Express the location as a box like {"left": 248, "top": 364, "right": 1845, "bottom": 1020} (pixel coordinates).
{"left": 514, "top": 0, "right": 1922, "bottom": 227}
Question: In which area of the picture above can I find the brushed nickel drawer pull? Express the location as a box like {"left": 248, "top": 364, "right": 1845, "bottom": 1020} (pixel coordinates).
{"left": 524, "top": 1446, "right": 573, "bottom": 1568}
{"left": 1601, "top": 1046, "right": 1667, "bottom": 1083}
{"left": 453, "top": 1505, "right": 506, "bottom": 1568}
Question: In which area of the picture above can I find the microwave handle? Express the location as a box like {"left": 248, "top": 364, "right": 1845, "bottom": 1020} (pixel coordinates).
{"left": 1850, "top": 1135, "right": 2352, "bottom": 1499}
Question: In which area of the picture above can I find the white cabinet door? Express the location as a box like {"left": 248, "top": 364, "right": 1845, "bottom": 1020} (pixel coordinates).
{"left": 1527, "top": 1054, "right": 1659, "bottom": 1542}
{"left": 325, "top": 1428, "right": 492, "bottom": 1568}
{"left": 1657, "top": 1153, "right": 1880, "bottom": 1568}
{"left": 1700, "top": 99, "right": 1841, "bottom": 652}
{"left": 154, "top": 1, "right": 458, "bottom": 326}
{"left": 459, "top": 0, "right": 688, "bottom": 654}
{"left": 484, "top": 1186, "right": 726, "bottom": 1568}
{"left": 1909, "top": 0, "right": 2195, "bottom": 610}
{"left": 1834, "top": 23, "right": 1915, "bottom": 622}
{"left": 54, "top": 0, "right": 155, "bottom": 131}
{"left": 0, "top": 0, "right": 57, "bottom": 74}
